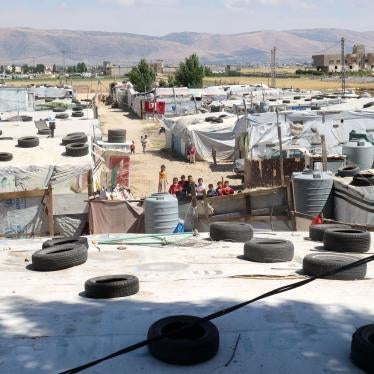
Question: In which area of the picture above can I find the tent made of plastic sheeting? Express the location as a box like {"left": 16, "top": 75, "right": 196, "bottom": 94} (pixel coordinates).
{"left": 0, "top": 137, "right": 94, "bottom": 237}
{"left": 162, "top": 112, "right": 237, "bottom": 161}
{"left": 234, "top": 110, "right": 374, "bottom": 160}
{"left": 29, "top": 86, "right": 73, "bottom": 99}
{"left": 0, "top": 87, "right": 32, "bottom": 113}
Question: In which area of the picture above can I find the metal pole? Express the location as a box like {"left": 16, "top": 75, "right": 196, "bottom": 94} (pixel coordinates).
{"left": 321, "top": 135, "right": 328, "bottom": 172}
{"left": 341, "top": 37, "right": 346, "bottom": 96}
{"left": 277, "top": 108, "right": 285, "bottom": 186}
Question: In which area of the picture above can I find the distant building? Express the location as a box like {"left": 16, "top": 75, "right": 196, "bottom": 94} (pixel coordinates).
{"left": 312, "top": 44, "right": 374, "bottom": 73}
{"left": 103, "top": 61, "right": 133, "bottom": 77}
{"left": 150, "top": 60, "right": 164, "bottom": 74}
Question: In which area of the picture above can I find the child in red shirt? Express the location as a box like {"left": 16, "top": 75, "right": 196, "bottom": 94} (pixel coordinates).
{"left": 169, "top": 177, "right": 180, "bottom": 195}
{"left": 221, "top": 181, "right": 234, "bottom": 195}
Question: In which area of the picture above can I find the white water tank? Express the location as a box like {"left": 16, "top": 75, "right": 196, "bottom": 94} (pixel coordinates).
{"left": 144, "top": 193, "right": 179, "bottom": 234}
{"left": 342, "top": 141, "right": 374, "bottom": 171}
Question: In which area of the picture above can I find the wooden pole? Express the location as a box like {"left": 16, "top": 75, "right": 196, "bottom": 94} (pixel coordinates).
{"left": 277, "top": 108, "right": 285, "bottom": 186}
{"left": 321, "top": 134, "right": 328, "bottom": 172}
{"left": 47, "top": 183, "right": 55, "bottom": 237}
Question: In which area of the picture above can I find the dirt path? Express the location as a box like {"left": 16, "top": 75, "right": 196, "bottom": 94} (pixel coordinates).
{"left": 98, "top": 104, "right": 242, "bottom": 198}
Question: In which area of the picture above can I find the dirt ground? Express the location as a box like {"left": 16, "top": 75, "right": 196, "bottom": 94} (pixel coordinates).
{"left": 98, "top": 104, "right": 242, "bottom": 198}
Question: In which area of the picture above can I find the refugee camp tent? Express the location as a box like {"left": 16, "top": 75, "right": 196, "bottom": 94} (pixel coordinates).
{"left": 162, "top": 112, "right": 237, "bottom": 161}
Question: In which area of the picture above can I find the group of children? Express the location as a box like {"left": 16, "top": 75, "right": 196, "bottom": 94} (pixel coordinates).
{"left": 158, "top": 165, "right": 234, "bottom": 200}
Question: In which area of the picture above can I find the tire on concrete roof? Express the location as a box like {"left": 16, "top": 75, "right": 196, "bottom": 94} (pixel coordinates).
{"left": 323, "top": 229, "right": 371, "bottom": 253}
{"left": 62, "top": 133, "right": 87, "bottom": 145}
{"left": 108, "top": 129, "right": 126, "bottom": 137}
{"left": 302, "top": 253, "right": 367, "bottom": 280}
{"left": 351, "top": 174, "right": 374, "bottom": 187}
{"left": 243, "top": 238, "right": 294, "bottom": 263}
{"left": 337, "top": 164, "right": 360, "bottom": 177}
{"left": 210, "top": 222, "right": 253, "bottom": 242}
{"left": 21, "top": 116, "right": 33, "bottom": 122}
{"left": 31, "top": 243, "right": 88, "bottom": 271}
{"left": 65, "top": 143, "right": 89, "bottom": 157}
{"left": 147, "top": 315, "right": 219, "bottom": 365}
{"left": 42, "top": 237, "right": 88, "bottom": 249}
{"left": 309, "top": 224, "right": 351, "bottom": 242}
{"left": 0, "top": 152, "right": 13, "bottom": 162}
{"left": 18, "top": 136, "right": 39, "bottom": 148}
{"left": 351, "top": 324, "right": 374, "bottom": 373}
{"left": 84, "top": 275, "right": 139, "bottom": 299}
{"left": 72, "top": 111, "right": 84, "bottom": 118}
{"left": 53, "top": 107, "right": 66, "bottom": 113}
{"left": 55, "top": 113, "right": 69, "bottom": 120}
{"left": 72, "top": 106, "right": 84, "bottom": 112}
{"left": 108, "top": 135, "right": 126, "bottom": 143}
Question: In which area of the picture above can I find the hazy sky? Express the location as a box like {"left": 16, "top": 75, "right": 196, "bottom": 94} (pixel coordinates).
{"left": 1, "top": 0, "right": 373, "bottom": 35}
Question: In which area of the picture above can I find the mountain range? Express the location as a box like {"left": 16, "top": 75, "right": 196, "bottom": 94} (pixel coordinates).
{"left": 1, "top": 27, "right": 374, "bottom": 66}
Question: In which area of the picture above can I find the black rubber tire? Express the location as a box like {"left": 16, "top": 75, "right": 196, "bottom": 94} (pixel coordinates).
{"left": 108, "top": 129, "right": 126, "bottom": 137}
{"left": 0, "top": 152, "right": 13, "bottom": 162}
{"left": 62, "top": 133, "right": 88, "bottom": 145}
{"left": 42, "top": 237, "right": 88, "bottom": 249}
{"left": 283, "top": 100, "right": 291, "bottom": 104}
{"left": 56, "top": 113, "right": 69, "bottom": 120}
{"left": 211, "top": 118, "right": 224, "bottom": 123}
{"left": 21, "top": 116, "right": 33, "bottom": 122}
{"left": 323, "top": 229, "right": 371, "bottom": 253}
{"left": 65, "top": 143, "right": 89, "bottom": 157}
{"left": 18, "top": 136, "right": 39, "bottom": 148}
{"left": 0, "top": 137, "right": 13, "bottom": 140}
{"left": 302, "top": 253, "right": 367, "bottom": 280}
{"left": 53, "top": 108, "right": 66, "bottom": 113}
{"left": 210, "top": 222, "right": 254, "bottom": 242}
{"left": 243, "top": 238, "right": 294, "bottom": 263}
{"left": 351, "top": 324, "right": 374, "bottom": 373}
{"left": 147, "top": 315, "right": 219, "bottom": 365}
{"left": 72, "top": 111, "right": 84, "bottom": 118}
{"left": 309, "top": 224, "right": 352, "bottom": 242}
{"left": 84, "top": 275, "right": 139, "bottom": 299}
{"left": 0, "top": 130, "right": 2, "bottom": 135}
{"left": 38, "top": 129, "right": 51, "bottom": 135}
{"left": 337, "top": 164, "right": 360, "bottom": 177}
{"left": 32, "top": 243, "right": 88, "bottom": 271}
{"left": 108, "top": 135, "right": 126, "bottom": 143}
{"left": 205, "top": 116, "right": 215, "bottom": 122}
{"left": 351, "top": 174, "right": 374, "bottom": 187}
{"left": 72, "top": 106, "right": 83, "bottom": 112}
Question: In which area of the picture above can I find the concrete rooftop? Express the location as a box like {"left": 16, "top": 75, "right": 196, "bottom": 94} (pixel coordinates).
{"left": 0, "top": 231, "right": 373, "bottom": 373}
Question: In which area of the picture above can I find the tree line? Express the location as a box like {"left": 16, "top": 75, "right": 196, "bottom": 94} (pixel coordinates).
{"left": 129, "top": 54, "right": 209, "bottom": 92}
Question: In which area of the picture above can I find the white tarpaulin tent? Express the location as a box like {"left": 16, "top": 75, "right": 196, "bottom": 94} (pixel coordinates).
{"left": 234, "top": 110, "right": 374, "bottom": 159}
{"left": 162, "top": 112, "right": 237, "bottom": 161}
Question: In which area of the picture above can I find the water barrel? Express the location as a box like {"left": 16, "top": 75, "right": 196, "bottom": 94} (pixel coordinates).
{"left": 342, "top": 141, "right": 374, "bottom": 171}
{"left": 144, "top": 193, "right": 179, "bottom": 234}
{"left": 292, "top": 170, "right": 333, "bottom": 218}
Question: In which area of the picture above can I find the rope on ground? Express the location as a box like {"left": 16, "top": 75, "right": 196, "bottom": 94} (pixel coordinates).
{"left": 60, "top": 254, "right": 374, "bottom": 374}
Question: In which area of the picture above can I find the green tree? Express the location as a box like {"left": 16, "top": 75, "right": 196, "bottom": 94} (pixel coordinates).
{"left": 158, "top": 78, "right": 168, "bottom": 87}
{"left": 76, "top": 62, "right": 87, "bottom": 73}
{"left": 204, "top": 66, "right": 214, "bottom": 77}
{"left": 167, "top": 75, "right": 176, "bottom": 87}
{"left": 52, "top": 64, "right": 58, "bottom": 73}
{"left": 35, "top": 64, "right": 45, "bottom": 74}
{"left": 129, "top": 59, "right": 156, "bottom": 92}
{"left": 175, "top": 54, "right": 205, "bottom": 88}
{"left": 22, "top": 64, "right": 29, "bottom": 74}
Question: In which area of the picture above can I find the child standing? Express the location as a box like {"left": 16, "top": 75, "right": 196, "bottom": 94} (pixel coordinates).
{"left": 130, "top": 141, "right": 135, "bottom": 155}
{"left": 158, "top": 165, "right": 168, "bottom": 193}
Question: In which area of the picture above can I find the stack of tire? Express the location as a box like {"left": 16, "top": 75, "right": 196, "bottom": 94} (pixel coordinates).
{"left": 108, "top": 129, "right": 126, "bottom": 144}
{"left": 305, "top": 224, "right": 371, "bottom": 280}
{"left": 62, "top": 132, "right": 89, "bottom": 157}
{"left": 32, "top": 237, "right": 88, "bottom": 271}
{"left": 72, "top": 106, "right": 84, "bottom": 118}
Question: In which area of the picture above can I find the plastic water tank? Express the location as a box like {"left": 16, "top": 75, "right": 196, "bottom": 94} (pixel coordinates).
{"left": 292, "top": 170, "right": 334, "bottom": 217}
{"left": 342, "top": 141, "right": 374, "bottom": 171}
{"left": 144, "top": 193, "right": 179, "bottom": 234}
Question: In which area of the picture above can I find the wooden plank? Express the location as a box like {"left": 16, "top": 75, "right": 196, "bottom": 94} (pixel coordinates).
{"left": 320, "top": 135, "right": 328, "bottom": 172}
{"left": 47, "top": 184, "right": 55, "bottom": 237}
{"left": 0, "top": 189, "right": 47, "bottom": 200}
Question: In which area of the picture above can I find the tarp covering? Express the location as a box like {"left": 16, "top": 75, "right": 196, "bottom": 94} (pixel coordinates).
{"left": 162, "top": 112, "right": 237, "bottom": 161}
{"left": 333, "top": 177, "right": 374, "bottom": 225}
{"left": 88, "top": 200, "right": 144, "bottom": 234}
{"left": 234, "top": 110, "right": 374, "bottom": 159}
{"left": 0, "top": 88, "right": 30, "bottom": 112}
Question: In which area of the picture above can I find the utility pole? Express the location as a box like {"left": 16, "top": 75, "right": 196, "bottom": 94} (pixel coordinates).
{"left": 341, "top": 37, "right": 346, "bottom": 96}
{"left": 62, "top": 50, "right": 66, "bottom": 79}
{"left": 270, "top": 47, "right": 276, "bottom": 88}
